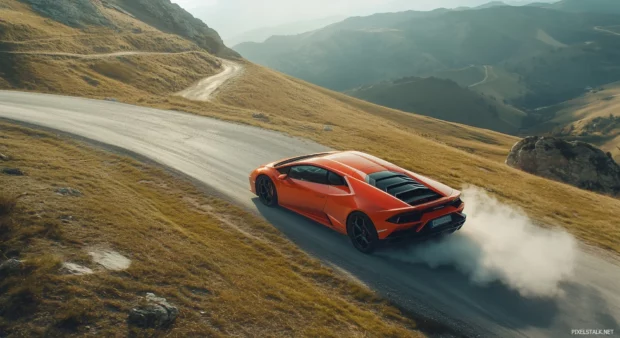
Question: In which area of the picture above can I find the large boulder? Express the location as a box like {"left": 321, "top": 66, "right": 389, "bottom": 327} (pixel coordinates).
{"left": 127, "top": 293, "right": 179, "bottom": 328}
{"left": 506, "top": 136, "right": 620, "bottom": 196}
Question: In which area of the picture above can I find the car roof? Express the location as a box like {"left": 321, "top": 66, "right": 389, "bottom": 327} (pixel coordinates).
{"left": 301, "top": 151, "right": 402, "bottom": 180}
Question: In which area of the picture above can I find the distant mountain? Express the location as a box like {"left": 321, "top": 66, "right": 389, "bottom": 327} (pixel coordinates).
{"left": 544, "top": 0, "right": 620, "bottom": 14}
{"left": 227, "top": 16, "right": 346, "bottom": 47}
{"left": 475, "top": 1, "right": 509, "bottom": 9}
{"left": 234, "top": 6, "right": 620, "bottom": 110}
{"left": 347, "top": 76, "right": 525, "bottom": 134}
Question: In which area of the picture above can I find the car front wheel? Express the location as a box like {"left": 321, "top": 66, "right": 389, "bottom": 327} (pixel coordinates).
{"left": 256, "top": 175, "right": 278, "bottom": 207}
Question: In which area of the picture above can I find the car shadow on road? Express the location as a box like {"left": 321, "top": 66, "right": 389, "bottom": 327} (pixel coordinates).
{"left": 251, "top": 198, "right": 619, "bottom": 336}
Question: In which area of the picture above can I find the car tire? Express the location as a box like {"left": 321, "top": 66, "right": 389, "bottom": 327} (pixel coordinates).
{"left": 256, "top": 175, "right": 278, "bottom": 207}
{"left": 347, "top": 212, "right": 379, "bottom": 254}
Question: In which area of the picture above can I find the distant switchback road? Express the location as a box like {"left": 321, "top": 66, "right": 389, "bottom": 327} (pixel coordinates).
{"left": 1, "top": 91, "right": 619, "bottom": 338}
{"left": 175, "top": 59, "right": 243, "bottom": 101}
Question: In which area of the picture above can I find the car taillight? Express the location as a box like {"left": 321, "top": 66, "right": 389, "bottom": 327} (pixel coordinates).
{"left": 451, "top": 197, "right": 463, "bottom": 208}
{"left": 387, "top": 211, "right": 422, "bottom": 224}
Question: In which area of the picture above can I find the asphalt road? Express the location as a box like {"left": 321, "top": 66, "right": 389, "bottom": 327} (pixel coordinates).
{"left": 1, "top": 91, "right": 619, "bottom": 337}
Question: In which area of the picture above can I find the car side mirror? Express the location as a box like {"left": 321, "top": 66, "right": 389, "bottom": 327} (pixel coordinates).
{"left": 277, "top": 174, "right": 288, "bottom": 180}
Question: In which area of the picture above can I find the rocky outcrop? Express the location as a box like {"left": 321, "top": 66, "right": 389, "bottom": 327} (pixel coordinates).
{"left": 128, "top": 293, "right": 179, "bottom": 328}
{"left": 19, "top": 0, "right": 110, "bottom": 27}
{"left": 506, "top": 136, "right": 620, "bottom": 196}
{"left": 112, "top": 0, "right": 239, "bottom": 58}
{"left": 2, "top": 168, "right": 24, "bottom": 176}
{"left": 55, "top": 187, "right": 82, "bottom": 197}
{"left": 19, "top": 0, "right": 238, "bottom": 58}
{"left": 0, "top": 259, "right": 22, "bottom": 275}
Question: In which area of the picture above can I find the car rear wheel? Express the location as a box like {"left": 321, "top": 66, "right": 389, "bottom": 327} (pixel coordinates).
{"left": 347, "top": 212, "right": 379, "bottom": 254}
{"left": 256, "top": 175, "right": 278, "bottom": 207}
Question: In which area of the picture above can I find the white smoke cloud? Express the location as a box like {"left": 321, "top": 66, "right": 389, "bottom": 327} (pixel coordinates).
{"left": 381, "top": 186, "right": 578, "bottom": 298}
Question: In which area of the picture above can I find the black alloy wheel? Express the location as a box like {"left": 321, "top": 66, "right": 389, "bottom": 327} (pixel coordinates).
{"left": 257, "top": 175, "right": 278, "bottom": 207}
{"left": 347, "top": 212, "right": 379, "bottom": 254}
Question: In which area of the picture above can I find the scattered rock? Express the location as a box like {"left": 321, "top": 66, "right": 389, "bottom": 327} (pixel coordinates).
{"left": 2, "top": 168, "right": 24, "bottom": 176}
{"left": 323, "top": 125, "right": 333, "bottom": 132}
{"left": 89, "top": 249, "right": 131, "bottom": 271}
{"left": 128, "top": 293, "right": 179, "bottom": 328}
{"left": 60, "top": 215, "right": 74, "bottom": 223}
{"left": 0, "top": 259, "right": 22, "bottom": 274}
{"left": 507, "top": 136, "right": 620, "bottom": 196}
{"left": 252, "top": 112, "right": 269, "bottom": 120}
{"left": 62, "top": 262, "right": 94, "bottom": 275}
{"left": 0, "top": 153, "right": 9, "bottom": 161}
{"left": 55, "top": 187, "right": 82, "bottom": 197}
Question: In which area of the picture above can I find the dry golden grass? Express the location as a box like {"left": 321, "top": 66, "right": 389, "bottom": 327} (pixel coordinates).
{"left": 0, "top": 52, "right": 220, "bottom": 98}
{"left": 0, "top": 122, "right": 423, "bottom": 337}
{"left": 0, "top": 192, "right": 16, "bottom": 217}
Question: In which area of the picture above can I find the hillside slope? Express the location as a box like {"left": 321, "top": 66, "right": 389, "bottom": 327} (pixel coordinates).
{"left": 527, "top": 82, "right": 620, "bottom": 161}
{"left": 1, "top": 0, "right": 620, "bottom": 266}
{"left": 16, "top": 0, "right": 238, "bottom": 57}
{"left": 0, "top": 122, "right": 420, "bottom": 337}
{"left": 346, "top": 76, "right": 524, "bottom": 134}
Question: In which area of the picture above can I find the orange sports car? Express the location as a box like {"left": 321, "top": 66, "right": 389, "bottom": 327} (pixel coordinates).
{"left": 249, "top": 151, "right": 466, "bottom": 253}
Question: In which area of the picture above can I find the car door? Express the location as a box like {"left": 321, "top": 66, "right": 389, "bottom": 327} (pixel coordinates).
{"left": 278, "top": 165, "right": 330, "bottom": 217}
{"left": 324, "top": 171, "right": 354, "bottom": 233}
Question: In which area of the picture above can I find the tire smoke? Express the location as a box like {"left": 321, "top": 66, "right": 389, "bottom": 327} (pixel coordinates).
{"left": 382, "top": 186, "right": 578, "bottom": 298}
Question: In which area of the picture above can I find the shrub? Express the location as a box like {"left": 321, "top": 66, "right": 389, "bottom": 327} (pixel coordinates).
{"left": 0, "top": 193, "right": 16, "bottom": 217}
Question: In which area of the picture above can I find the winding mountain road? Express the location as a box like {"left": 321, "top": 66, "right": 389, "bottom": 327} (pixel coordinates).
{"left": 595, "top": 26, "right": 620, "bottom": 37}
{"left": 0, "top": 49, "right": 243, "bottom": 100}
{"left": 469, "top": 65, "right": 490, "bottom": 88}
{"left": 0, "top": 90, "right": 619, "bottom": 337}
{"left": 175, "top": 59, "right": 243, "bottom": 101}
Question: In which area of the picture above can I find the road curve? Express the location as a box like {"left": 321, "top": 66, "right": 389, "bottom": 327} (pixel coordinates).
{"left": 469, "top": 65, "right": 490, "bottom": 88}
{"left": 594, "top": 26, "right": 620, "bottom": 37}
{"left": 1, "top": 91, "right": 619, "bottom": 338}
{"left": 175, "top": 59, "right": 243, "bottom": 101}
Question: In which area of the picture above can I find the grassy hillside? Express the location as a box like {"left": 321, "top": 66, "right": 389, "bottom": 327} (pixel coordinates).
{"left": 0, "top": 1, "right": 224, "bottom": 98}
{"left": 1, "top": 0, "right": 620, "bottom": 272}
{"left": 527, "top": 82, "right": 620, "bottom": 161}
{"left": 0, "top": 122, "right": 421, "bottom": 337}
{"left": 15, "top": 0, "right": 237, "bottom": 57}
{"left": 346, "top": 76, "right": 525, "bottom": 134}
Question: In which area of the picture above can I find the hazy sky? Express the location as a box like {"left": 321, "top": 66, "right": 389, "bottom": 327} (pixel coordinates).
{"left": 171, "top": 0, "right": 548, "bottom": 39}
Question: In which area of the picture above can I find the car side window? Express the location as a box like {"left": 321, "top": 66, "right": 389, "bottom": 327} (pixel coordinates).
{"left": 277, "top": 166, "right": 290, "bottom": 175}
{"left": 289, "top": 165, "right": 328, "bottom": 184}
{"left": 327, "top": 171, "right": 346, "bottom": 186}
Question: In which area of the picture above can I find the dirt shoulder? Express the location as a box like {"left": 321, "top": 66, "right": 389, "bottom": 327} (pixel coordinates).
{"left": 0, "top": 121, "right": 422, "bottom": 337}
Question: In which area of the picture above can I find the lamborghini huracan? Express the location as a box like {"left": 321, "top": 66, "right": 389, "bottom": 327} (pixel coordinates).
{"left": 249, "top": 151, "right": 466, "bottom": 253}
